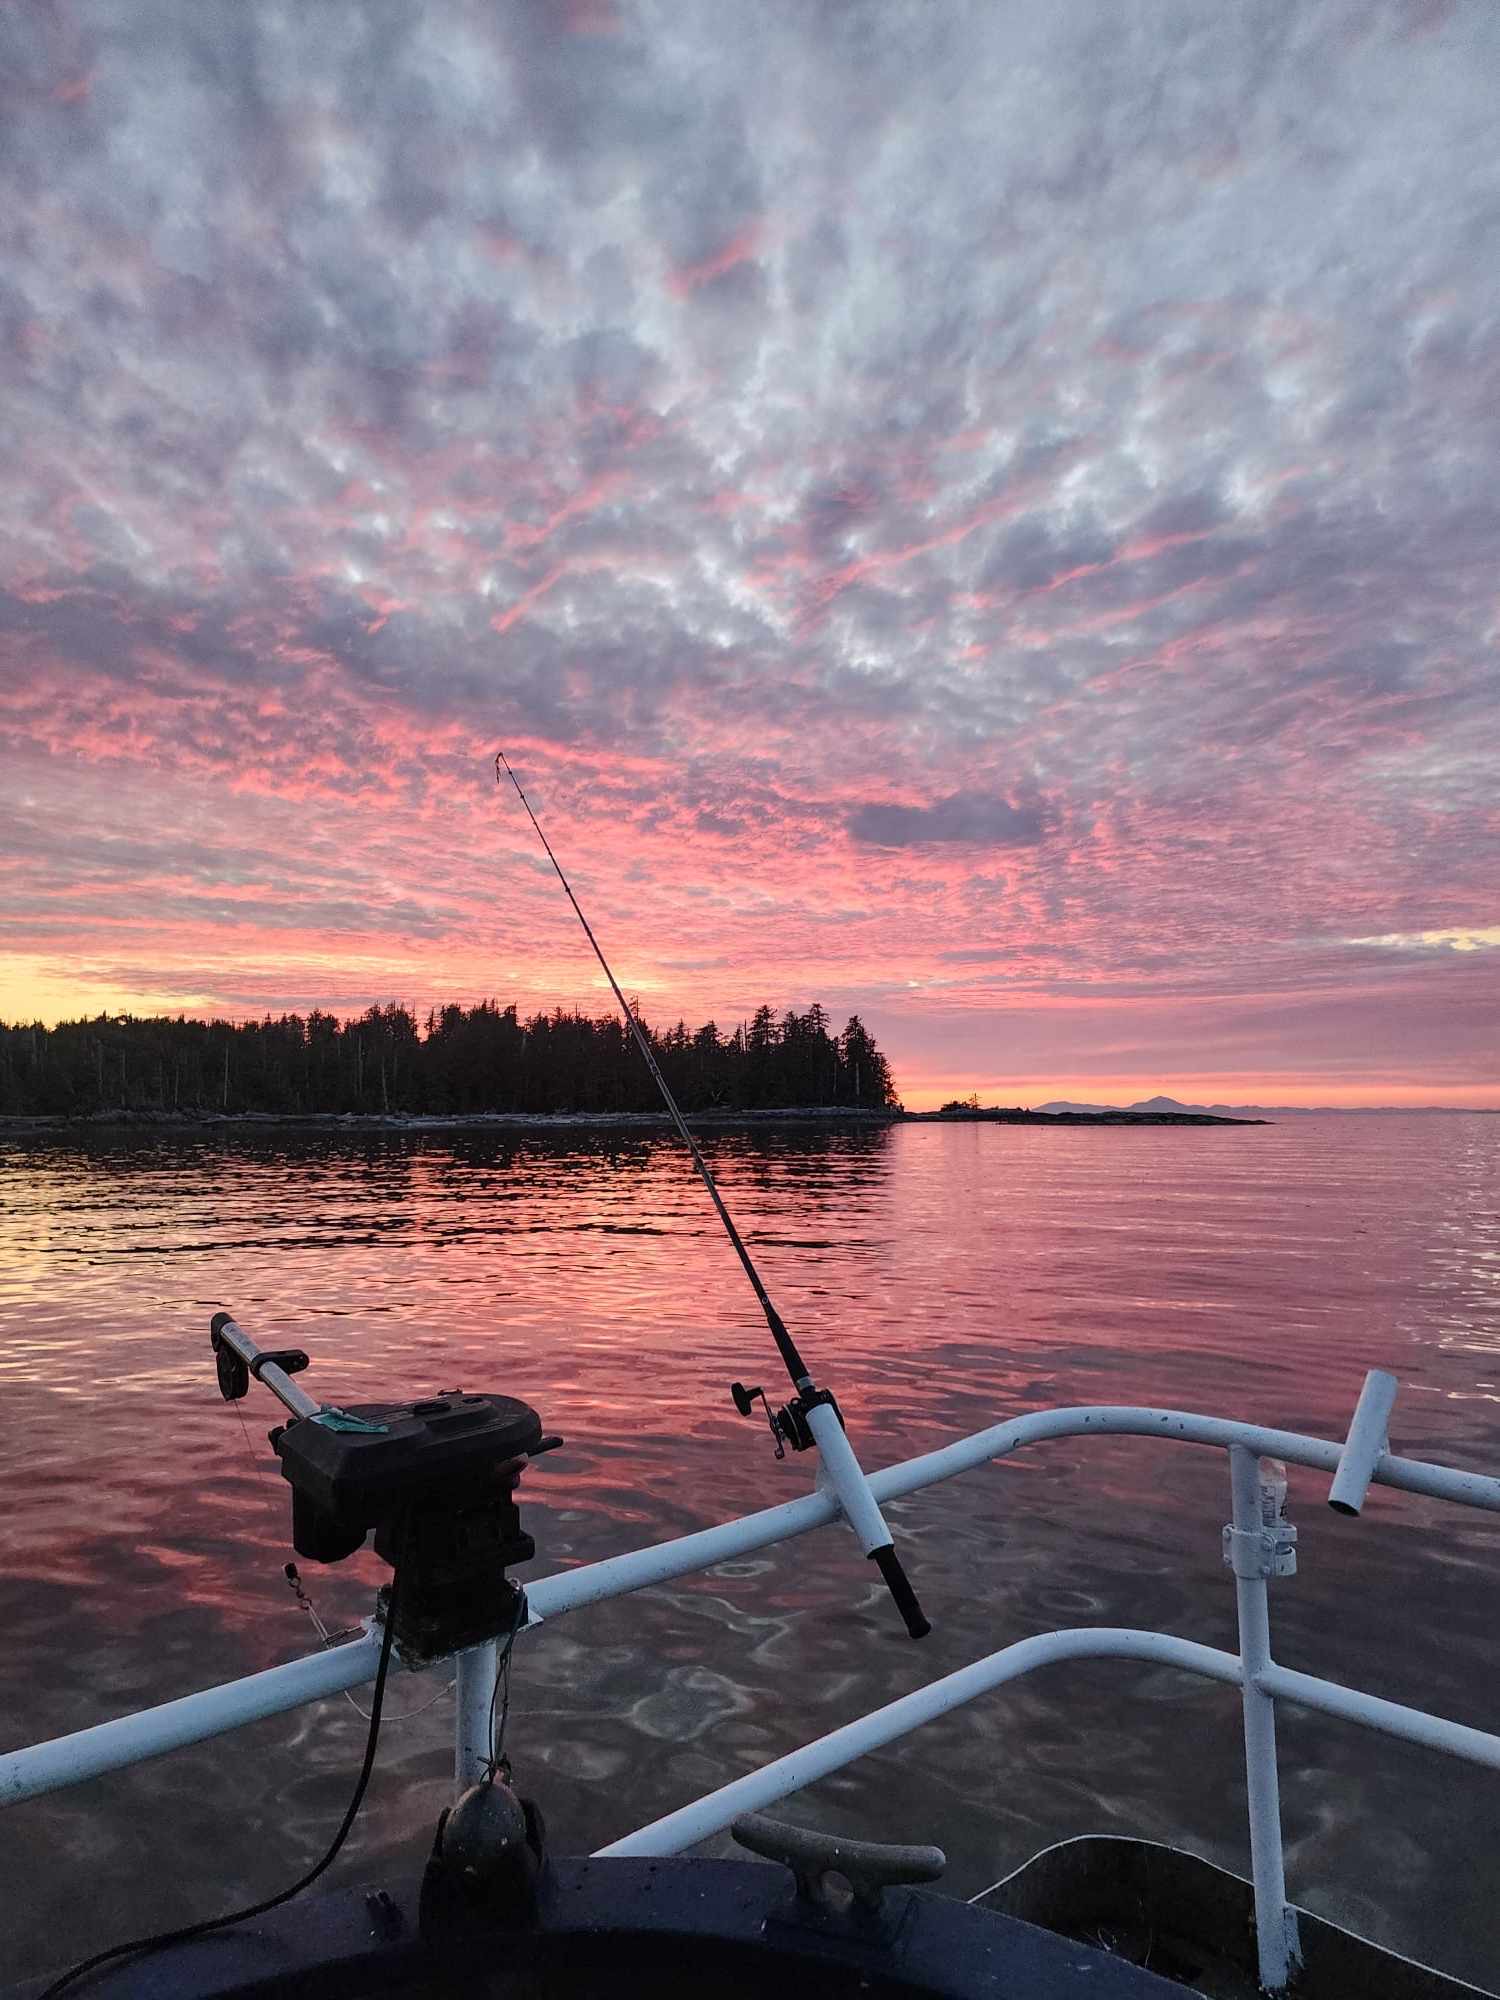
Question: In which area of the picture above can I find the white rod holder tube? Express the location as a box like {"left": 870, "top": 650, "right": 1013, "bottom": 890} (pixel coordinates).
{"left": 454, "top": 1641, "right": 497, "bottom": 1794}
{"left": 1328, "top": 1370, "right": 1398, "bottom": 1516}
{"left": 803, "top": 1398, "right": 891, "bottom": 1556}
{"left": 804, "top": 1398, "right": 929, "bottom": 1636}
{"left": 1229, "top": 1446, "right": 1298, "bottom": 1993}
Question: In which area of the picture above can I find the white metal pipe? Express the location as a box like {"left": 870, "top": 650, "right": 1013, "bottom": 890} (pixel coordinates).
{"left": 598, "top": 1620, "right": 1500, "bottom": 1873}
{"left": 529, "top": 1400, "right": 1500, "bottom": 1627}
{"left": 1257, "top": 1663, "right": 1500, "bottom": 1770}
{"left": 9, "top": 1397, "right": 1500, "bottom": 1809}
{"left": 803, "top": 1398, "right": 893, "bottom": 1557}
{"left": 1328, "top": 1370, "right": 1399, "bottom": 1516}
{"left": 868, "top": 1404, "right": 1500, "bottom": 1516}
{"left": 596, "top": 1628, "right": 1245, "bottom": 1858}
{"left": 454, "top": 1641, "right": 497, "bottom": 1793}
{"left": 0, "top": 1481, "right": 845, "bottom": 1809}
{"left": 1229, "top": 1447, "right": 1297, "bottom": 1992}
{"left": 524, "top": 1487, "right": 838, "bottom": 1620}
{"left": 0, "top": 1626, "right": 386, "bottom": 1807}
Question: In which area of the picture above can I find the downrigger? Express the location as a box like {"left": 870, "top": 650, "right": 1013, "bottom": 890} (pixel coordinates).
{"left": 210, "top": 1310, "right": 561, "bottom": 1663}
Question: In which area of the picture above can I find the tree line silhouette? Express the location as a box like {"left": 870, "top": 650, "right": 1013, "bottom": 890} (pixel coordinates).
{"left": 0, "top": 1001, "right": 899, "bottom": 1118}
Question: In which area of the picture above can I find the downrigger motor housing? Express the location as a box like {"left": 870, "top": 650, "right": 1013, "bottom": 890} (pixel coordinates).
{"left": 210, "top": 1311, "right": 559, "bottom": 1660}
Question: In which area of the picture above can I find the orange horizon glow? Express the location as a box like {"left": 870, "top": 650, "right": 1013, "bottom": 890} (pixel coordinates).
{"left": 5, "top": 971, "right": 1497, "bottom": 1115}
{"left": 898, "top": 1074, "right": 1500, "bottom": 1114}
{"left": 4, "top": 12, "right": 1499, "bottom": 1122}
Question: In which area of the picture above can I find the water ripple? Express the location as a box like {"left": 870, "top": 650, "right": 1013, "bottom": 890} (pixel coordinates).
{"left": 1, "top": 1116, "right": 1499, "bottom": 1984}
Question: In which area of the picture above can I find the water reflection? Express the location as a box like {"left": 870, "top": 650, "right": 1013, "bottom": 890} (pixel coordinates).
{"left": 1, "top": 1115, "right": 1499, "bottom": 1985}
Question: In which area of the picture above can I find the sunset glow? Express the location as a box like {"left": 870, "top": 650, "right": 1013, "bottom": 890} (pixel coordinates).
{"left": 2, "top": 5, "right": 1497, "bottom": 1110}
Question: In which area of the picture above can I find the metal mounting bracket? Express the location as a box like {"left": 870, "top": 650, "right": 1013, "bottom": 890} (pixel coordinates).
{"left": 1223, "top": 1521, "right": 1298, "bottom": 1579}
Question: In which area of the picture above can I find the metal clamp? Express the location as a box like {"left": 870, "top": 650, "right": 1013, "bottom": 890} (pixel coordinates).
{"left": 1223, "top": 1522, "right": 1298, "bottom": 1579}
{"left": 1224, "top": 1456, "right": 1298, "bottom": 1579}
{"left": 731, "top": 1812, "right": 945, "bottom": 1912}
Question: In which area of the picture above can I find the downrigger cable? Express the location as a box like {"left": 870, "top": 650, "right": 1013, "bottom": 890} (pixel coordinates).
{"left": 495, "top": 750, "right": 929, "bottom": 1639}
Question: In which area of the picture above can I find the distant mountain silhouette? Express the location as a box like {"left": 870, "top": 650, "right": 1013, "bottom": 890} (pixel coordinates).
{"left": 1036, "top": 1095, "right": 1489, "bottom": 1116}
{"left": 1036, "top": 1096, "right": 1225, "bottom": 1115}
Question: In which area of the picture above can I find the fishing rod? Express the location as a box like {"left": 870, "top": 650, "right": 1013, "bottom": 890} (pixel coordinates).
{"left": 496, "top": 750, "right": 929, "bottom": 1640}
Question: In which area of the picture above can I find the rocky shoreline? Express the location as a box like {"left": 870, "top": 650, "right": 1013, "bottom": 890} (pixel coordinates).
{"left": 0, "top": 1104, "right": 1265, "bottom": 1134}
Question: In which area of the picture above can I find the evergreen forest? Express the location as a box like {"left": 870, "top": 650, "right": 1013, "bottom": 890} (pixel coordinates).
{"left": 0, "top": 1002, "right": 899, "bottom": 1118}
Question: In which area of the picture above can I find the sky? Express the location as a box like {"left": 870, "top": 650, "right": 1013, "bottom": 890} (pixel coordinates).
{"left": 2, "top": 1, "right": 1498, "bottom": 1111}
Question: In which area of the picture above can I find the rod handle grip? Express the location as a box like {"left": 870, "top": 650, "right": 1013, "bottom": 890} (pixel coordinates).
{"left": 871, "top": 1543, "right": 931, "bottom": 1640}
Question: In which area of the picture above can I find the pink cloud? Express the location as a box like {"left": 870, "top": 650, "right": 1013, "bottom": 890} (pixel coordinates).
{"left": 2, "top": 3, "right": 1497, "bottom": 1110}
{"left": 669, "top": 224, "right": 767, "bottom": 298}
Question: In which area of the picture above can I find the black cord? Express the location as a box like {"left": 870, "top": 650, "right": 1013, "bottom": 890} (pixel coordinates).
{"left": 37, "top": 1570, "right": 404, "bottom": 1999}
{"left": 483, "top": 1586, "right": 528, "bottom": 1784}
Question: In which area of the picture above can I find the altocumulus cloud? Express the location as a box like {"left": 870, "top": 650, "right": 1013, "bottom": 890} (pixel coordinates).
{"left": 0, "top": 0, "right": 1497, "bottom": 1102}
{"left": 848, "top": 793, "right": 1045, "bottom": 849}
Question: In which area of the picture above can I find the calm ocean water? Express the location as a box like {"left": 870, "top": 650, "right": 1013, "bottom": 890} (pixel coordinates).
{"left": 2, "top": 1114, "right": 1498, "bottom": 1986}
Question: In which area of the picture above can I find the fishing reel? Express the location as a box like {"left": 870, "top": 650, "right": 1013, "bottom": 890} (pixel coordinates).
{"left": 211, "top": 1312, "right": 561, "bottom": 1661}
{"left": 730, "top": 1380, "right": 839, "bottom": 1459}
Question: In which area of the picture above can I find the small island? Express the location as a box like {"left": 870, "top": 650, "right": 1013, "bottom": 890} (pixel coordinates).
{"left": 908, "top": 1104, "right": 1264, "bottom": 1127}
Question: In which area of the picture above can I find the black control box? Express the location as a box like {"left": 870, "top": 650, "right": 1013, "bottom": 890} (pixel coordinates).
{"left": 274, "top": 1392, "right": 543, "bottom": 1549}
{"left": 272, "top": 1391, "right": 552, "bottom": 1658}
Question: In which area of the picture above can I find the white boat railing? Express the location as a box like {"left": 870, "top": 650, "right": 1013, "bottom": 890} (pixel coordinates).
{"left": 4, "top": 1368, "right": 1499, "bottom": 1992}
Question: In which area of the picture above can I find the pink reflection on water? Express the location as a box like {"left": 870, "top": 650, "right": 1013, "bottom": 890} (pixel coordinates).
{"left": 1, "top": 1117, "right": 1499, "bottom": 1984}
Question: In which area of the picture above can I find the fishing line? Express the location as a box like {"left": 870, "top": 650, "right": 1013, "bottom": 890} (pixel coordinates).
{"left": 494, "top": 749, "right": 931, "bottom": 1641}
{"left": 231, "top": 1395, "right": 280, "bottom": 1508}
{"left": 283, "top": 1561, "right": 452, "bottom": 1724}
{"left": 495, "top": 749, "right": 812, "bottom": 1393}
{"left": 223, "top": 1394, "right": 450, "bottom": 1722}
